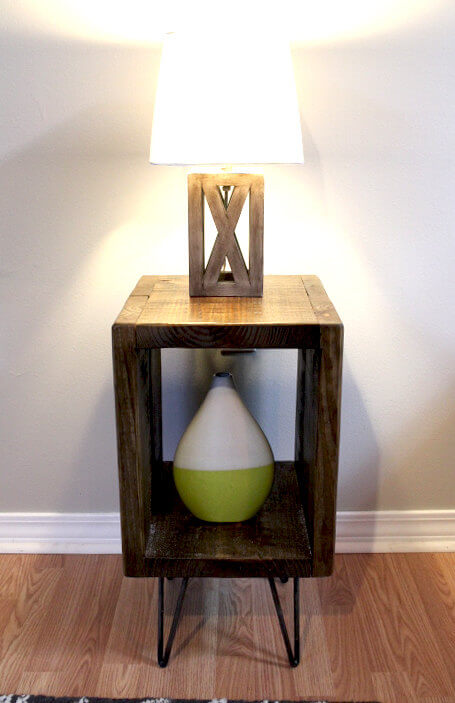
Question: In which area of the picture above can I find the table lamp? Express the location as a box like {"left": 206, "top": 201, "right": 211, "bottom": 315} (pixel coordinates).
{"left": 150, "top": 31, "right": 304, "bottom": 297}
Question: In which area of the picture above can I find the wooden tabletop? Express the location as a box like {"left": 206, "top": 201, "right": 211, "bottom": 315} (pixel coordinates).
{"left": 114, "top": 275, "right": 342, "bottom": 349}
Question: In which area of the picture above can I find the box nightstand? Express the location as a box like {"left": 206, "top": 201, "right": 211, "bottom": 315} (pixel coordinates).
{"left": 112, "top": 274, "right": 343, "bottom": 666}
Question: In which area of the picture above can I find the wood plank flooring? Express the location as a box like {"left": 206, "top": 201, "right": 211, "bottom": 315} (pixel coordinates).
{"left": 0, "top": 554, "right": 454, "bottom": 703}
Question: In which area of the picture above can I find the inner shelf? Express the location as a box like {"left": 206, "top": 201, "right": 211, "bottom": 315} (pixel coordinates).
{"left": 145, "top": 461, "right": 312, "bottom": 578}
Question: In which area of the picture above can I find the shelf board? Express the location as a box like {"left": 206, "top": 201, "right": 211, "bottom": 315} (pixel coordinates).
{"left": 145, "top": 462, "right": 312, "bottom": 578}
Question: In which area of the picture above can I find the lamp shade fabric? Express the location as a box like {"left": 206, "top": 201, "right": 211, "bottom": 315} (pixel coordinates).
{"left": 150, "top": 32, "right": 304, "bottom": 165}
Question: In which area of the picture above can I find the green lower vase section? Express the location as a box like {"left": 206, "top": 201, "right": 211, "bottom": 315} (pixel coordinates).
{"left": 173, "top": 464, "right": 274, "bottom": 523}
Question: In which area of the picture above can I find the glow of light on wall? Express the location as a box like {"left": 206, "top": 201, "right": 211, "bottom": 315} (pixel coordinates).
{"left": 5, "top": 0, "right": 445, "bottom": 45}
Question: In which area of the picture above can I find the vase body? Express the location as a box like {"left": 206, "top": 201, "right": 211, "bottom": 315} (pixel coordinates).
{"left": 173, "top": 372, "right": 274, "bottom": 522}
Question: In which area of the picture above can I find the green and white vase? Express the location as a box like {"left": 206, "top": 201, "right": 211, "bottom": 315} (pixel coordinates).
{"left": 173, "top": 372, "right": 274, "bottom": 523}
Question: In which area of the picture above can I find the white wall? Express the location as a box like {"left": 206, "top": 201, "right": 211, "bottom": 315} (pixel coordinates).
{"left": 1, "top": 1, "right": 454, "bottom": 514}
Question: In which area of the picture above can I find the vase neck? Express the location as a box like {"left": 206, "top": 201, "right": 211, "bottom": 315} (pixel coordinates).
{"left": 211, "top": 372, "right": 235, "bottom": 390}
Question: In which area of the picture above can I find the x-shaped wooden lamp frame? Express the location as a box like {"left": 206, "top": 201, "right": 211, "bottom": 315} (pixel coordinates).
{"left": 188, "top": 173, "right": 264, "bottom": 297}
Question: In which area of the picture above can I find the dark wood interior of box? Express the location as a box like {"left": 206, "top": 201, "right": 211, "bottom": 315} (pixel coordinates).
{"left": 144, "top": 461, "right": 312, "bottom": 578}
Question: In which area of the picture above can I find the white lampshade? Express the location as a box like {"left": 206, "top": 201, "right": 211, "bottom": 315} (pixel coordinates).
{"left": 150, "top": 31, "right": 304, "bottom": 165}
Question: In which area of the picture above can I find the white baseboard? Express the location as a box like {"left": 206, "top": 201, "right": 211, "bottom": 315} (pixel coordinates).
{"left": 0, "top": 510, "right": 454, "bottom": 554}
{"left": 336, "top": 510, "right": 455, "bottom": 553}
{"left": 0, "top": 513, "right": 121, "bottom": 554}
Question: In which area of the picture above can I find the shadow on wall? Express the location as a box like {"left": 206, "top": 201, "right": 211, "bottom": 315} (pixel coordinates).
{"left": 337, "top": 361, "right": 380, "bottom": 511}
{"left": 68, "top": 383, "right": 120, "bottom": 511}
{"left": 379, "top": 380, "right": 455, "bottom": 509}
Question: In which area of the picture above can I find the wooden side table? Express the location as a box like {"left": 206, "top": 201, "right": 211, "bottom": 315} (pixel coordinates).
{"left": 112, "top": 275, "right": 343, "bottom": 667}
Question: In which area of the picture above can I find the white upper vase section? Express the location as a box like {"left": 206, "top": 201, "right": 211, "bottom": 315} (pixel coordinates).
{"left": 174, "top": 372, "right": 274, "bottom": 471}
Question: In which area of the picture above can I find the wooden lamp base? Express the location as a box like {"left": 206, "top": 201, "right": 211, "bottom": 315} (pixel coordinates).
{"left": 188, "top": 173, "right": 264, "bottom": 297}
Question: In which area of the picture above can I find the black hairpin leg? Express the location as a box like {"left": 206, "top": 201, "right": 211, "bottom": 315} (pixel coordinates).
{"left": 157, "top": 576, "right": 298, "bottom": 668}
{"left": 268, "top": 577, "right": 300, "bottom": 667}
{"left": 157, "top": 576, "right": 189, "bottom": 667}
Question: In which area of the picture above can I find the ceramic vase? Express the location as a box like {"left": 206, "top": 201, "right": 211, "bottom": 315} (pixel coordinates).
{"left": 173, "top": 372, "right": 274, "bottom": 522}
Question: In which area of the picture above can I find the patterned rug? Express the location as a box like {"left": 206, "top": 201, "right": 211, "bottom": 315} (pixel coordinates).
{"left": 0, "top": 696, "right": 379, "bottom": 703}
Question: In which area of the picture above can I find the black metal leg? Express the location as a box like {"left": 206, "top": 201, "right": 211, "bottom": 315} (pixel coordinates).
{"left": 268, "top": 577, "right": 300, "bottom": 667}
{"left": 157, "top": 577, "right": 189, "bottom": 667}
{"left": 157, "top": 576, "right": 299, "bottom": 668}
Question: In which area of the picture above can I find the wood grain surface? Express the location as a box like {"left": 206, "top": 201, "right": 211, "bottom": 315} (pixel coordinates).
{"left": 188, "top": 173, "right": 264, "bottom": 297}
{"left": 112, "top": 296, "right": 150, "bottom": 576}
{"left": 295, "top": 331, "right": 343, "bottom": 576}
{"left": 113, "top": 275, "right": 343, "bottom": 580}
{"left": 135, "top": 275, "right": 321, "bottom": 348}
{"left": 137, "top": 275, "right": 316, "bottom": 325}
{"left": 202, "top": 181, "right": 250, "bottom": 289}
{"left": 0, "top": 553, "right": 454, "bottom": 703}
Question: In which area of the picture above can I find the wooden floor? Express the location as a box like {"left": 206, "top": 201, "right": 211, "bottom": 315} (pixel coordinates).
{"left": 0, "top": 554, "right": 454, "bottom": 703}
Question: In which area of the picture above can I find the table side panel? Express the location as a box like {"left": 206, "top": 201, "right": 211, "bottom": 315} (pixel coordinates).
{"left": 112, "top": 295, "right": 152, "bottom": 576}
{"left": 136, "top": 323, "right": 320, "bottom": 349}
{"left": 141, "top": 558, "right": 312, "bottom": 579}
{"left": 295, "top": 325, "right": 343, "bottom": 577}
